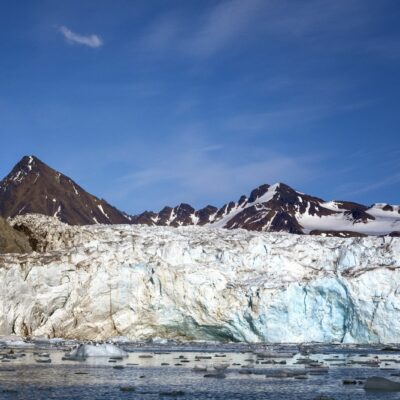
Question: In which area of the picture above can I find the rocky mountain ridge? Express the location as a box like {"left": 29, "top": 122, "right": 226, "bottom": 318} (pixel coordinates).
{"left": 0, "top": 155, "right": 399, "bottom": 237}
{"left": 134, "top": 182, "right": 400, "bottom": 236}
{"left": 0, "top": 156, "right": 131, "bottom": 225}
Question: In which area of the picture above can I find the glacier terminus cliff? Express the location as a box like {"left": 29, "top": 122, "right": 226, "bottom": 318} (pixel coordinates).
{"left": 1, "top": 214, "right": 399, "bottom": 344}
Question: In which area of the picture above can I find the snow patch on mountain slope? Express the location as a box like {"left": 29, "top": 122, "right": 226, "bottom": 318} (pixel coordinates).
{"left": 368, "top": 204, "right": 400, "bottom": 218}
{"left": 211, "top": 184, "right": 280, "bottom": 229}
{"left": 97, "top": 204, "right": 110, "bottom": 220}
{"left": 298, "top": 211, "right": 400, "bottom": 235}
{"left": 1, "top": 214, "right": 400, "bottom": 343}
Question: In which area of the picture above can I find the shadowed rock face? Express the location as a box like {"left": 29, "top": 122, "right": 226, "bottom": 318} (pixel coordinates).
{"left": 0, "top": 216, "right": 31, "bottom": 254}
{"left": 0, "top": 156, "right": 131, "bottom": 225}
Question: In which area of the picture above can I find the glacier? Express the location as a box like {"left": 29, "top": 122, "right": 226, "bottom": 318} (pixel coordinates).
{"left": 1, "top": 214, "right": 400, "bottom": 343}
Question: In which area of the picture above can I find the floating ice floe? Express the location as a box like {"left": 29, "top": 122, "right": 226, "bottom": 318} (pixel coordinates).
{"left": 214, "top": 363, "right": 230, "bottom": 371}
{"left": 66, "top": 344, "right": 128, "bottom": 359}
{"left": 151, "top": 337, "right": 170, "bottom": 345}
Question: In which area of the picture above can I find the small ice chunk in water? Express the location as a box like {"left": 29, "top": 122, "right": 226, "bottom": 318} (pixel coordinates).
{"left": 151, "top": 337, "right": 169, "bottom": 345}
{"left": 214, "top": 363, "right": 230, "bottom": 371}
{"left": 67, "top": 344, "right": 128, "bottom": 359}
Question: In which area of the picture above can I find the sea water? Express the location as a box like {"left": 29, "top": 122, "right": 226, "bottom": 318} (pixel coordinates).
{"left": 1, "top": 341, "right": 400, "bottom": 399}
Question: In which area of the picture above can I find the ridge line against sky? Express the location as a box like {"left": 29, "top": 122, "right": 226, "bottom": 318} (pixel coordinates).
{"left": 0, "top": 0, "right": 399, "bottom": 213}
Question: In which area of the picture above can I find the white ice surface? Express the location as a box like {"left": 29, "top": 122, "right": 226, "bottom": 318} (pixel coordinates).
{"left": 297, "top": 211, "right": 400, "bottom": 235}
{"left": 68, "top": 344, "right": 128, "bottom": 358}
{"left": 1, "top": 214, "right": 400, "bottom": 344}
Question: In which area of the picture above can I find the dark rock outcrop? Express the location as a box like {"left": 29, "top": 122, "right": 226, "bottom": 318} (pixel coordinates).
{"left": 0, "top": 216, "right": 31, "bottom": 253}
{"left": 0, "top": 156, "right": 131, "bottom": 225}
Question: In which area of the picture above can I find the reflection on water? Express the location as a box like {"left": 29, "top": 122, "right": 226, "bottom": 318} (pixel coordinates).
{"left": 1, "top": 342, "right": 400, "bottom": 399}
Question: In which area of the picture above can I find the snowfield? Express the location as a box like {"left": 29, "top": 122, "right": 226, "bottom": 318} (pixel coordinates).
{"left": 1, "top": 214, "right": 400, "bottom": 343}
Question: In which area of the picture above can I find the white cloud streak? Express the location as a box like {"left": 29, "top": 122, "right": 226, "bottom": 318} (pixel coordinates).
{"left": 115, "top": 133, "right": 318, "bottom": 210}
{"left": 138, "top": 0, "right": 265, "bottom": 58}
{"left": 344, "top": 173, "right": 400, "bottom": 198}
{"left": 58, "top": 26, "right": 103, "bottom": 48}
{"left": 137, "top": 0, "right": 386, "bottom": 60}
{"left": 185, "top": 0, "right": 264, "bottom": 57}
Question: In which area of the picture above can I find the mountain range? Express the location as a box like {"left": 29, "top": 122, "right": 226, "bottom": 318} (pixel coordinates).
{"left": 1, "top": 155, "right": 399, "bottom": 237}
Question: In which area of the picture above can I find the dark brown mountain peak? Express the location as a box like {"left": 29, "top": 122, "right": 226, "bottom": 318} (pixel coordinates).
{"left": 175, "top": 203, "right": 195, "bottom": 214}
{"left": 170, "top": 203, "right": 196, "bottom": 226}
{"left": 14, "top": 154, "right": 40, "bottom": 170}
{"left": 2, "top": 155, "right": 40, "bottom": 187}
{"left": 272, "top": 183, "right": 299, "bottom": 203}
{"left": 195, "top": 205, "right": 218, "bottom": 225}
{"left": 156, "top": 203, "right": 197, "bottom": 226}
{"left": 238, "top": 195, "right": 247, "bottom": 206}
{"left": 248, "top": 184, "right": 271, "bottom": 203}
{"left": 0, "top": 155, "right": 131, "bottom": 225}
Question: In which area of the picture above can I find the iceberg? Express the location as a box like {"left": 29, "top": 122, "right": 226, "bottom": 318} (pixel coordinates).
{"left": 67, "top": 344, "right": 128, "bottom": 359}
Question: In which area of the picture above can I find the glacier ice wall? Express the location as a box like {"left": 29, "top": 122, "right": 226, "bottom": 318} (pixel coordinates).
{"left": 1, "top": 214, "right": 400, "bottom": 343}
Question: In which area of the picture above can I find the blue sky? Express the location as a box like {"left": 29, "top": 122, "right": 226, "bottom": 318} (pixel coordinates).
{"left": 0, "top": 0, "right": 399, "bottom": 213}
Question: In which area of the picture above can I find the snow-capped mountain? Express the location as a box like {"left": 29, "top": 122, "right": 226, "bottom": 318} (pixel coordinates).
{"left": 0, "top": 155, "right": 131, "bottom": 225}
{"left": 0, "top": 155, "right": 399, "bottom": 236}
{"left": 135, "top": 182, "right": 400, "bottom": 236}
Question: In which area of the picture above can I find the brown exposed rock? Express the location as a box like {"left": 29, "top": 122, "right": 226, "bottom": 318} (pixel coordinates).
{"left": 0, "top": 156, "right": 131, "bottom": 225}
{"left": 0, "top": 216, "right": 31, "bottom": 254}
{"left": 248, "top": 184, "right": 270, "bottom": 202}
{"left": 344, "top": 209, "right": 375, "bottom": 222}
{"left": 130, "top": 210, "right": 158, "bottom": 225}
{"left": 133, "top": 182, "right": 399, "bottom": 235}
{"left": 195, "top": 205, "right": 219, "bottom": 225}
{"left": 131, "top": 203, "right": 218, "bottom": 227}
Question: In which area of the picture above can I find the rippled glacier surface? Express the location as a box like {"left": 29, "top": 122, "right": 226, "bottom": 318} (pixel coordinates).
{"left": 2, "top": 342, "right": 400, "bottom": 399}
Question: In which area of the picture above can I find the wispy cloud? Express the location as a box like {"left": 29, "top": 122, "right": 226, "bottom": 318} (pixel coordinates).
{"left": 224, "top": 100, "right": 376, "bottom": 133}
{"left": 184, "top": 0, "right": 264, "bottom": 57}
{"left": 137, "top": 0, "right": 265, "bottom": 58}
{"left": 344, "top": 173, "right": 400, "bottom": 198}
{"left": 115, "top": 133, "right": 318, "bottom": 210}
{"left": 137, "top": 0, "right": 388, "bottom": 60}
{"left": 58, "top": 26, "right": 103, "bottom": 48}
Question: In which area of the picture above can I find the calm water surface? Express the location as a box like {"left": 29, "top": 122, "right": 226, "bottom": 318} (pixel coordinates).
{"left": 1, "top": 342, "right": 400, "bottom": 399}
